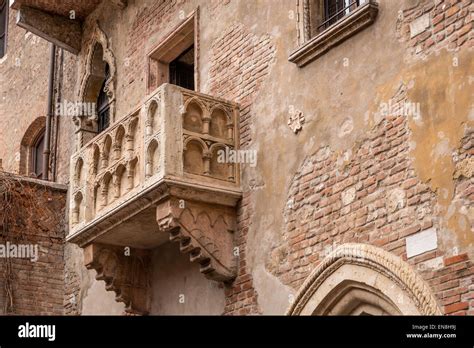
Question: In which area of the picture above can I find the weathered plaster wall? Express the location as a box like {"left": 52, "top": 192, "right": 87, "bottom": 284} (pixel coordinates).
{"left": 150, "top": 242, "right": 225, "bottom": 315}
{"left": 0, "top": 8, "right": 50, "bottom": 174}
{"left": 1, "top": 0, "right": 472, "bottom": 315}
{"left": 64, "top": 0, "right": 472, "bottom": 315}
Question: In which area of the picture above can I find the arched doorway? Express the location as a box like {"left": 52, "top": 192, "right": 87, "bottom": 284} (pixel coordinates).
{"left": 287, "top": 244, "right": 441, "bottom": 316}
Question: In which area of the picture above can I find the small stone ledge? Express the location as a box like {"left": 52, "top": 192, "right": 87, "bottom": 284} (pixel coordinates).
{"left": 289, "top": 1, "right": 379, "bottom": 67}
{"left": 0, "top": 171, "right": 68, "bottom": 192}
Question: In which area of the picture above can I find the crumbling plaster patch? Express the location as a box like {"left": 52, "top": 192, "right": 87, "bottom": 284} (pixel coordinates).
{"left": 405, "top": 49, "right": 473, "bottom": 252}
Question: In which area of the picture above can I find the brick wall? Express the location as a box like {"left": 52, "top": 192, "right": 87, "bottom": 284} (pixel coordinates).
{"left": 0, "top": 174, "right": 67, "bottom": 315}
{"left": 125, "top": 0, "right": 184, "bottom": 88}
{"left": 397, "top": 0, "right": 473, "bottom": 59}
{"left": 208, "top": 23, "right": 276, "bottom": 315}
{"left": 266, "top": 83, "right": 473, "bottom": 315}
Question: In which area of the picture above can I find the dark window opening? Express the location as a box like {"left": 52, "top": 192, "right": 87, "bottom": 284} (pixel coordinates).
{"left": 319, "top": 0, "right": 360, "bottom": 32}
{"left": 31, "top": 131, "right": 45, "bottom": 178}
{"left": 169, "top": 45, "right": 195, "bottom": 90}
{"left": 0, "top": 0, "right": 8, "bottom": 58}
{"left": 97, "top": 64, "right": 110, "bottom": 133}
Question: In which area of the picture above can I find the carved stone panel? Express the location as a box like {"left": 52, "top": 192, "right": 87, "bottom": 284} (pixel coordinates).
{"left": 156, "top": 197, "right": 237, "bottom": 282}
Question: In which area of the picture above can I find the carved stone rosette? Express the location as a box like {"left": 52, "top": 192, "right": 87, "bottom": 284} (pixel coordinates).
{"left": 84, "top": 243, "right": 151, "bottom": 315}
{"left": 156, "top": 197, "right": 237, "bottom": 282}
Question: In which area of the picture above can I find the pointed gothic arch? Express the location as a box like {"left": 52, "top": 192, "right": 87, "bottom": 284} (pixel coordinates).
{"left": 74, "top": 21, "right": 117, "bottom": 150}
{"left": 287, "top": 243, "right": 441, "bottom": 316}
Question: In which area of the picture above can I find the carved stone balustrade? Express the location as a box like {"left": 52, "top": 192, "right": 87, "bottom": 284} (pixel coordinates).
{"left": 67, "top": 84, "right": 241, "bottom": 314}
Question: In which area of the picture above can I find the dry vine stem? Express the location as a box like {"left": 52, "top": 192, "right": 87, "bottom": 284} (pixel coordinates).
{"left": 0, "top": 171, "right": 43, "bottom": 313}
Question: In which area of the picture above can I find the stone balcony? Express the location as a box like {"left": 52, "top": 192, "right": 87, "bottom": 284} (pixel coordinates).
{"left": 67, "top": 84, "right": 241, "bottom": 313}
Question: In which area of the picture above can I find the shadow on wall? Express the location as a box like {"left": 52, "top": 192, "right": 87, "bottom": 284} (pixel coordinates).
{"left": 150, "top": 242, "right": 226, "bottom": 315}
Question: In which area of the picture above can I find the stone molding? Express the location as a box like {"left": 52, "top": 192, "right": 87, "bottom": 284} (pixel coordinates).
{"left": 287, "top": 243, "right": 442, "bottom": 315}
{"left": 289, "top": 0, "right": 379, "bottom": 67}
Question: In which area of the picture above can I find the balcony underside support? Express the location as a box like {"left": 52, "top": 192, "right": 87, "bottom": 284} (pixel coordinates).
{"left": 156, "top": 197, "right": 237, "bottom": 282}
{"left": 16, "top": 6, "right": 82, "bottom": 54}
{"left": 68, "top": 84, "right": 241, "bottom": 313}
{"left": 84, "top": 243, "right": 151, "bottom": 315}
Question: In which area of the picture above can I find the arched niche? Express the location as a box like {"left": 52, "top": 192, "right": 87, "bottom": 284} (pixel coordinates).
{"left": 91, "top": 144, "right": 100, "bottom": 176}
{"left": 72, "top": 192, "right": 84, "bottom": 225}
{"left": 209, "top": 108, "right": 228, "bottom": 139}
{"left": 115, "top": 164, "right": 127, "bottom": 198}
{"left": 183, "top": 138, "right": 206, "bottom": 175}
{"left": 146, "top": 100, "right": 159, "bottom": 136}
{"left": 183, "top": 100, "right": 204, "bottom": 133}
{"left": 101, "top": 135, "right": 112, "bottom": 169}
{"left": 145, "top": 140, "right": 159, "bottom": 178}
{"left": 127, "top": 157, "right": 139, "bottom": 190}
{"left": 287, "top": 244, "right": 442, "bottom": 316}
{"left": 209, "top": 144, "right": 229, "bottom": 180}
{"left": 113, "top": 125, "right": 126, "bottom": 160}
{"left": 100, "top": 172, "right": 113, "bottom": 208}
{"left": 74, "top": 157, "right": 85, "bottom": 188}
{"left": 93, "top": 183, "right": 100, "bottom": 214}
{"left": 125, "top": 115, "right": 139, "bottom": 153}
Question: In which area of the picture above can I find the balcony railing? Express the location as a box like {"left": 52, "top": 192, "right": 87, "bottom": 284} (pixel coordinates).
{"left": 68, "top": 84, "right": 241, "bottom": 294}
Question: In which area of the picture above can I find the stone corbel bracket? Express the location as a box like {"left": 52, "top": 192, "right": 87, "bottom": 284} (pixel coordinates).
{"left": 156, "top": 197, "right": 237, "bottom": 282}
{"left": 16, "top": 6, "right": 82, "bottom": 54}
{"left": 84, "top": 243, "right": 151, "bottom": 315}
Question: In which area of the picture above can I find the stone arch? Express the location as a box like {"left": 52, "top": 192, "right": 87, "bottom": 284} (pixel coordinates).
{"left": 209, "top": 107, "right": 229, "bottom": 139}
{"left": 72, "top": 191, "right": 84, "bottom": 225}
{"left": 125, "top": 115, "right": 139, "bottom": 152}
{"left": 93, "top": 182, "right": 100, "bottom": 214}
{"left": 91, "top": 144, "right": 100, "bottom": 176}
{"left": 183, "top": 99, "right": 206, "bottom": 133}
{"left": 113, "top": 125, "right": 126, "bottom": 161}
{"left": 127, "top": 157, "right": 139, "bottom": 190}
{"left": 101, "top": 135, "right": 112, "bottom": 169}
{"left": 75, "top": 21, "right": 117, "bottom": 148}
{"left": 145, "top": 140, "right": 159, "bottom": 178}
{"left": 183, "top": 137, "right": 207, "bottom": 175}
{"left": 100, "top": 172, "right": 113, "bottom": 208}
{"left": 74, "top": 157, "right": 85, "bottom": 188}
{"left": 19, "top": 116, "right": 46, "bottom": 176}
{"left": 287, "top": 243, "right": 441, "bottom": 316}
{"left": 209, "top": 143, "right": 230, "bottom": 180}
{"left": 145, "top": 99, "right": 159, "bottom": 136}
{"left": 114, "top": 164, "right": 127, "bottom": 198}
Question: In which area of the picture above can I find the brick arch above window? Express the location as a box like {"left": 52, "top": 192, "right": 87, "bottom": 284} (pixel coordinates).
{"left": 19, "top": 116, "right": 46, "bottom": 177}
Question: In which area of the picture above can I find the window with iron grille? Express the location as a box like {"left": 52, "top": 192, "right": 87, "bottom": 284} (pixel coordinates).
{"left": 289, "top": 0, "right": 378, "bottom": 67}
{"left": 97, "top": 64, "right": 110, "bottom": 133}
{"left": 0, "top": 0, "right": 8, "bottom": 58}
{"left": 169, "top": 45, "right": 195, "bottom": 91}
{"left": 319, "top": 0, "right": 362, "bottom": 33}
